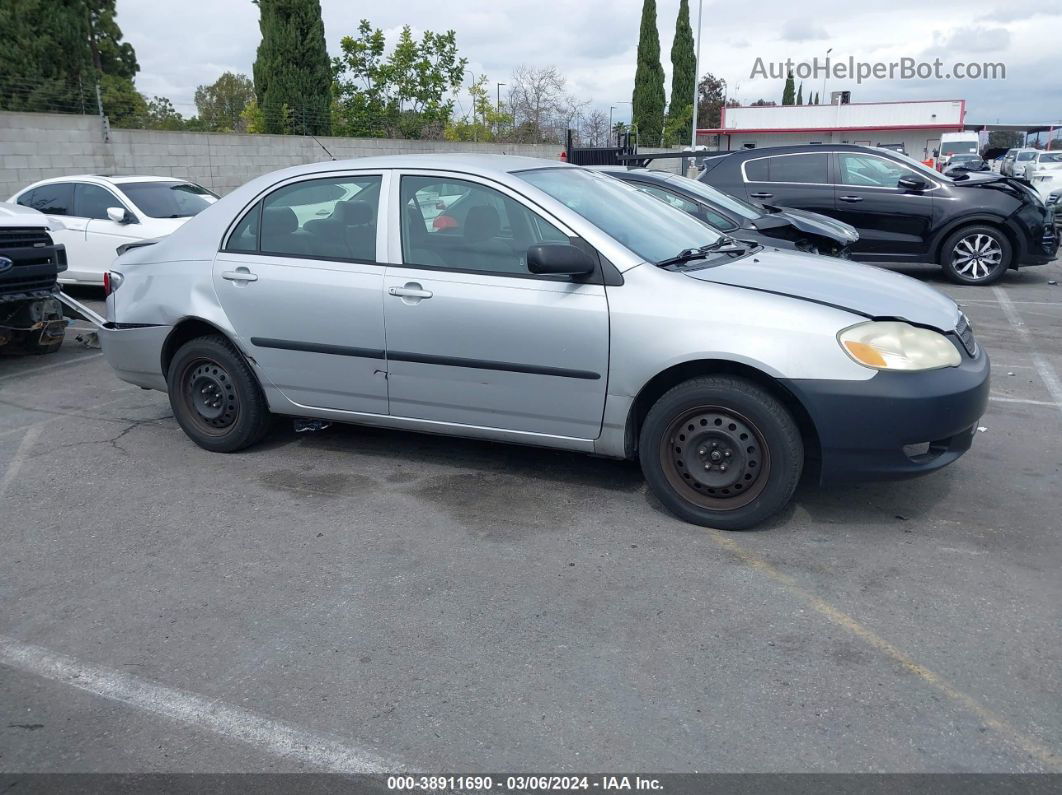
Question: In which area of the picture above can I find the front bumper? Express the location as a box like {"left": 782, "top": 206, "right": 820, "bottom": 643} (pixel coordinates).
{"left": 784, "top": 345, "right": 990, "bottom": 482}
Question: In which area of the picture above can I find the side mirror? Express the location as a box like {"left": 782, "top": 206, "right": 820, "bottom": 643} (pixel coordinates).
{"left": 526, "top": 244, "right": 596, "bottom": 277}
{"left": 898, "top": 176, "right": 929, "bottom": 191}
{"left": 107, "top": 206, "right": 134, "bottom": 224}
{"left": 932, "top": 149, "right": 940, "bottom": 158}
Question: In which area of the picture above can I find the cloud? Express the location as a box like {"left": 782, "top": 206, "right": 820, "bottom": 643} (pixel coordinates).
{"left": 930, "top": 25, "right": 1011, "bottom": 54}
{"left": 780, "top": 19, "right": 828, "bottom": 42}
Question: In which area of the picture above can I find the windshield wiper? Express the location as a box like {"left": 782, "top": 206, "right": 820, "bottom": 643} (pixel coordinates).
{"left": 656, "top": 238, "right": 751, "bottom": 267}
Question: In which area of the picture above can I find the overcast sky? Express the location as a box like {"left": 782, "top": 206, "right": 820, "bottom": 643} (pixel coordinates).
{"left": 117, "top": 0, "right": 1061, "bottom": 129}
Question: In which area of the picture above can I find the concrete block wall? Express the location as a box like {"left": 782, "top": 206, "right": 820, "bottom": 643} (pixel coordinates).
{"left": 0, "top": 112, "right": 578, "bottom": 199}
{"left": 1, "top": 111, "right": 691, "bottom": 200}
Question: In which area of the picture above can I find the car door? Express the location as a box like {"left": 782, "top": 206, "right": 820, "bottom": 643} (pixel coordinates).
{"left": 831, "top": 151, "right": 936, "bottom": 260}
{"left": 740, "top": 152, "right": 833, "bottom": 217}
{"left": 382, "top": 172, "right": 609, "bottom": 440}
{"left": 14, "top": 183, "right": 87, "bottom": 280}
{"left": 77, "top": 183, "right": 143, "bottom": 279}
{"left": 213, "top": 172, "right": 389, "bottom": 414}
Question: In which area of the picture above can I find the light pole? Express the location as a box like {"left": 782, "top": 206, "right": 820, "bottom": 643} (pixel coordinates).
{"left": 822, "top": 47, "right": 832, "bottom": 104}
{"left": 496, "top": 82, "right": 506, "bottom": 135}
{"left": 690, "top": 0, "right": 703, "bottom": 151}
{"left": 612, "top": 100, "right": 630, "bottom": 143}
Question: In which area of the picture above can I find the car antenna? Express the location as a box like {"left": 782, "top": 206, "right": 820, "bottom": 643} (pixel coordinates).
{"left": 310, "top": 134, "right": 336, "bottom": 161}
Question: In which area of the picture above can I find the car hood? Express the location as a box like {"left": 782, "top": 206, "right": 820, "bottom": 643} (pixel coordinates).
{"left": 757, "top": 205, "right": 860, "bottom": 243}
{"left": 683, "top": 249, "right": 960, "bottom": 331}
{"left": 0, "top": 201, "right": 51, "bottom": 228}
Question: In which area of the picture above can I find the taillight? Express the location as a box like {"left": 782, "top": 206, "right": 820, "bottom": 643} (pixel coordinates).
{"left": 103, "top": 271, "right": 123, "bottom": 297}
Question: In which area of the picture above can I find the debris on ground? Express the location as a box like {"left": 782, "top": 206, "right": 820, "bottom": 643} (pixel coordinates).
{"left": 294, "top": 418, "right": 332, "bottom": 433}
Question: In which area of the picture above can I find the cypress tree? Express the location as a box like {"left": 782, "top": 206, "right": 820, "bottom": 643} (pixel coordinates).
{"left": 781, "top": 70, "right": 795, "bottom": 105}
{"left": 796, "top": 82, "right": 803, "bottom": 105}
{"left": 668, "top": 0, "right": 695, "bottom": 122}
{"left": 814, "top": 91, "right": 820, "bottom": 105}
{"left": 253, "top": 0, "right": 332, "bottom": 135}
{"left": 631, "top": 0, "right": 666, "bottom": 144}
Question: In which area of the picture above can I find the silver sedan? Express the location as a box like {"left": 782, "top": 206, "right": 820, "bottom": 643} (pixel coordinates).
{"left": 99, "top": 154, "right": 989, "bottom": 530}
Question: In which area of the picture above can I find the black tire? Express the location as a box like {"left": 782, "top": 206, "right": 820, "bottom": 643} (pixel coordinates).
{"left": 940, "top": 225, "right": 1012, "bottom": 285}
{"left": 639, "top": 376, "right": 803, "bottom": 531}
{"left": 167, "top": 334, "right": 271, "bottom": 453}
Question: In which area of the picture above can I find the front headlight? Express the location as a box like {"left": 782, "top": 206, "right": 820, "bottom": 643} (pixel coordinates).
{"left": 838, "top": 321, "right": 961, "bottom": 371}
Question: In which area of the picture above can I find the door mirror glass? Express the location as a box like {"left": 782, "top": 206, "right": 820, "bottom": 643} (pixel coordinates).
{"left": 107, "top": 206, "right": 131, "bottom": 224}
{"left": 897, "top": 176, "right": 929, "bottom": 191}
{"left": 526, "top": 244, "right": 596, "bottom": 277}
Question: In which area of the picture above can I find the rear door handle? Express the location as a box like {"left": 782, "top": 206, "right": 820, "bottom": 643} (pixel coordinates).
{"left": 222, "top": 268, "right": 258, "bottom": 282}
{"left": 839, "top": 195, "right": 864, "bottom": 203}
{"left": 749, "top": 192, "right": 773, "bottom": 199}
{"left": 388, "top": 285, "right": 433, "bottom": 300}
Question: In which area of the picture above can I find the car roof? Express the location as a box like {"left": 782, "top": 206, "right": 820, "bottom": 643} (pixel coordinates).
{"left": 259, "top": 153, "right": 570, "bottom": 178}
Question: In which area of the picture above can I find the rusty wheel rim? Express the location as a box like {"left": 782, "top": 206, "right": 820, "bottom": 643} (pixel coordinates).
{"left": 658, "top": 405, "right": 771, "bottom": 510}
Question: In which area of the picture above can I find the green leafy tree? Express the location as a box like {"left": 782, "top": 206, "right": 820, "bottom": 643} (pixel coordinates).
{"left": 0, "top": 0, "right": 142, "bottom": 125}
{"left": 782, "top": 70, "right": 795, "bottom": 105}
{"left": 668, "top": 0, "right": 695, "bottom": 121}
{"left": 696, "top": 72, "right": 726, "bottom": 129}
{"left": 662, "top": 103, "right": 691, "bottom": 146}
{"left": 252, "top": 0, "right": 332, "bottom": 135}
{"left": 333, "top": 19, "right": 466, "bottom": 138}
{"left": 796, "top": 82, "right": 803, "bottom": 105}
{"left": 140, "top": 96, "right": 184, "bottom": 130}
{"left": 631, "top": 0, "right": 666, "bottom": 144}
{"left": 195, "top": 72, "right": 256, "bottom": 131}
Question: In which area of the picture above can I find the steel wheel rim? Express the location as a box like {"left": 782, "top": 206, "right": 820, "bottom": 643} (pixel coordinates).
{"left": 953, "top": 233, "right": 1003, "bottom": 280}
{"left": 181, "top": 358, "right": 239, "bottom": 436}
{"left": 658, "top": 405, "right": 771, "bottom": 511}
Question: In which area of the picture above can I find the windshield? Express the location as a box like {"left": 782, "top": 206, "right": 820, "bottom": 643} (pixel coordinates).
{"left": 940, "top": 140, "right": 978, "bottom": 156}
{"left": 887, "top": 150, "right": 952, "bottom": 182}
{"left": 119, "top": 181, "right": 218, "bottom": 218}
{"left": 1017, "top": 151, "right": 1037, "bottom": 161}
{"left": 518, "top": 167, "right": 721, "bottom": 262}
{"left": 659, "top": 173, "right": 762, "bottom": 220}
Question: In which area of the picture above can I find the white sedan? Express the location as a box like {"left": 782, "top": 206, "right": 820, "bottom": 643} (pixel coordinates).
{"left": 9, "top": 175, "right": 217, "bottom": 286}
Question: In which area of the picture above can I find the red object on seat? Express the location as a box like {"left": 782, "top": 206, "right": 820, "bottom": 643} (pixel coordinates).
{"left": 433, "top": 214, "right": 458, "bottom": 231}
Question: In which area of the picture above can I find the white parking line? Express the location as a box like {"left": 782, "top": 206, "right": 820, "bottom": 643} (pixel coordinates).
{"left": 0, "top": 425, "right": 42, "bottom": 499}
{"left": 992, "top": 287, "right": 1062, "bottom": 422}
{"left": 0, "top": 352, "right": 102, "bottom": 383}
{"left": 989, "top": 396, "right": 1062, "bottom": 408}
{"left": 0, "top": 634, "right": 399, "bottom": 774}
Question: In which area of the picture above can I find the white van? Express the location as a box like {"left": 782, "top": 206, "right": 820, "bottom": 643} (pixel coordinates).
{"left": 936, "top": 132, "right": 980, "bottom": 170}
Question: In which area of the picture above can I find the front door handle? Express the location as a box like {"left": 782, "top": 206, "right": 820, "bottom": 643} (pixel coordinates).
{"left": 749, "top": 192, "right": 774, "bottom": 199}
{"left": 839, "top": 195, "right": 864, "bottom": 203}
{"left": 388, "top": 284, "right": 433, "bottom": 300}
{"left": 222, "top": 268, "right": 258, "bottom": 282}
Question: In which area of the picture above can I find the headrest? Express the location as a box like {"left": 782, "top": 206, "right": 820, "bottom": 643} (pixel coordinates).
{"left": 464, "top": 205, "right": 500, "bottom": 242}
{"left": 336, "top": 200, "right": 374, "bottom": 225}
{"left": 262, "top": 206, "right": 298, "bottom": 235}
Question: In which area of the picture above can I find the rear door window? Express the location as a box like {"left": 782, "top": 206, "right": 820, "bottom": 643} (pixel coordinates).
{"left": 17, "top": 183, "right": 73, "bottom": 215}
{"left": 258, "top": 175, "right": 382, "bottom": 261}
{"left": 767, "top": 154, "right": 828, "bottom": 184}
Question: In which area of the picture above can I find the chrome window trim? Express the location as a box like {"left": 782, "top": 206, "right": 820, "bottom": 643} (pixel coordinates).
{"left": 740, "top": 150, "right": 943, "bottom": 193}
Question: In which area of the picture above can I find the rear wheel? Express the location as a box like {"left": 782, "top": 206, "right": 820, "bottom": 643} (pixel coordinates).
{"left": 639, "top": 376, "right": 803, "bottom": 531}
{"left": 167, "top": 335, "right": 271, "bottom": 452}
{"left": 940, "top": 225, "right": 1012, "bottom": 285}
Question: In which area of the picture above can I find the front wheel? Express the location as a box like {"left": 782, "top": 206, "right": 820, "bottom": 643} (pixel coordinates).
{"left": 639, "top": 376, "right": 804, "bottom": 531}
{"left": 167, "top": 335, "right": 272, "bottom": 453}
{"left": 940, "top": 225, "right": 1012, "bottom": 285}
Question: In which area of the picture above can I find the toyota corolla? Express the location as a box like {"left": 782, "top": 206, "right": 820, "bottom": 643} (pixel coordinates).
{"left": 98, "top": 155, "right": 989, "bottom": 530}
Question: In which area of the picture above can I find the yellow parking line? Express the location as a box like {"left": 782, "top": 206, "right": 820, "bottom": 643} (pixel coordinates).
{"left": 706, "top": 530, "right": 1060, "bottom": 770}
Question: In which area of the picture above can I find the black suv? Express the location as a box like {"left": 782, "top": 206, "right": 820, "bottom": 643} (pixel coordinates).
{"left": 698, "top": 144, "right": 1058, "bottom": 285}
